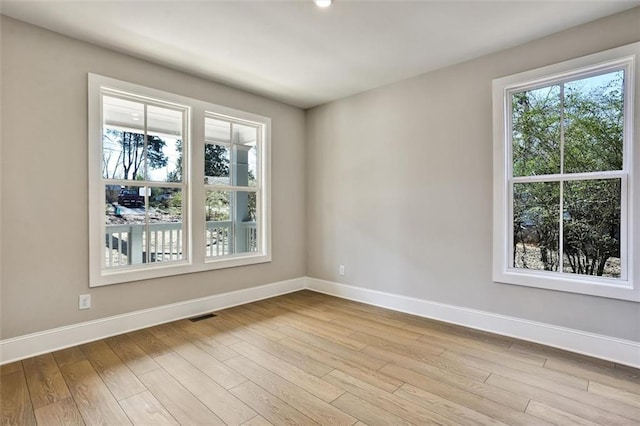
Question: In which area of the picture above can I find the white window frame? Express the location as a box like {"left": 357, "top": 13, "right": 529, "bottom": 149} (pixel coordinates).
{"left": 492, "top": 42, "right": 639, "bottom": 302}
{"left": 89, "top": 74, "right": 271, "bottom": 287}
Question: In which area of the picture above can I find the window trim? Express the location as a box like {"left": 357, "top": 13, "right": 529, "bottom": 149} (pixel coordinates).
{"left": 492, "top": 42, "right": 639, "bottom": 302}
{"left": 89, "top": 74, "right": 271, "bottom": 287}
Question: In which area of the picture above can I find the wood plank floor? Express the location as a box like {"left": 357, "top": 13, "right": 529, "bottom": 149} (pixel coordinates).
{"left": 1, "top": 290, "right": 638, "bottom": 425}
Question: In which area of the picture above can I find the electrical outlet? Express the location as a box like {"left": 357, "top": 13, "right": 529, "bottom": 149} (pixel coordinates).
{"left": 79, "top": 294, "right": 91, "bottom": 310}
{"left": 339, "top": 265, "right": 345, "bottom": 276}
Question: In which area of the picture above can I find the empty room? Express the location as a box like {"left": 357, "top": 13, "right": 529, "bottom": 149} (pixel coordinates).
{"left": 1, "top": 1, "right": 639, "bottom": 425}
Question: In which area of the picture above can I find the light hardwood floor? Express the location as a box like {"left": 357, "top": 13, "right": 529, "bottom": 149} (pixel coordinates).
{"left": 1, "top": 290, "right": 638, "bottom": 425}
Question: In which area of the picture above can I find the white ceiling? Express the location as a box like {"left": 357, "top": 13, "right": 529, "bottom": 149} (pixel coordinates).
{"left": 1, "top": 0, "right": 639, "bottom": 108}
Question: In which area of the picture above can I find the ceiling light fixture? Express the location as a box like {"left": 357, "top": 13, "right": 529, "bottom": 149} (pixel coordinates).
{"left": 314, "top": 0, "right": 333, "bottom": 8}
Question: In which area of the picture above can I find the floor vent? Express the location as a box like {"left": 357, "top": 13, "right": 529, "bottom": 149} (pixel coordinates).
{"left": 188, "top": 313, "right": 217, "bottom": 322}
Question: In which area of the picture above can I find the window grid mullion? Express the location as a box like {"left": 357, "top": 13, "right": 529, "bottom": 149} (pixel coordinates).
{"left": 512, "top": 170, "right": 626, "bottom": 183}
{"left": 204, "top": 185, "right": 257, "bottom": 192}
{"left": 620, "top": 175, "right": 628, "bottom": 280}
{"left": 560, "top": 83, "right": 565, "bottom": 176}
{"left": 229, "top": 122, "right": 236, "bottom": 254}
{"left": 143, "top": 103, "right": 150, "bottom": 265}
{"left": 558, "top": 82, "right": 565, "bottom": 275}
{"left": 102, "top": 179, "right": 183, "bottom": 188}
{"left": 559, "top": 180, "right": 564, "bottom": 275}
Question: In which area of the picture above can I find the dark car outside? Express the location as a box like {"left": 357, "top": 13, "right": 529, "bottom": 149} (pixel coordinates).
{"left": 118, "top": 188, "right": 144, "bottom": 207}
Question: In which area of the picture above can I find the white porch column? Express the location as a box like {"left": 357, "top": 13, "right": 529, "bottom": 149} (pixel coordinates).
{"left": 129, "top": 224, "right": 144, "bottom": 264}
{"left": 233, "top": 144, "right": 251, "bottom": 253}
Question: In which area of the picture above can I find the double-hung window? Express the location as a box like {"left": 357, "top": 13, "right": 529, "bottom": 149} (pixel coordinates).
{"left": 492, "top": 43, "right": 639, "bottom": 301}
{"left": 89, "top": 75, "right": 271, "bottom": 286}
{"left": 204, "top": 116, "right": 261, "bottom": 259}
{"left": 98, "top": 91, "right": 188, "bottom": 271}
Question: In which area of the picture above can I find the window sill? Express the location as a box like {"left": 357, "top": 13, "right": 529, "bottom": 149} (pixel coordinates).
{"left": 91, "top": 252, "right": 271, "bottom": 287}
{"left": 493, "top": 268, "right": 640, "bottom": 302}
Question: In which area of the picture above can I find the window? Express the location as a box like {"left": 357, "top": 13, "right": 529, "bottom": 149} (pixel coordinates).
{"left": 89, "top": 75, "right": 270, "bottom": 286}
{"left": 100, "top": 94, "right": 188, "bottom": 271}
{"left": 204, "top": 116, "right": 261, "bottom": 259}
{"left": 492, "top": 43, "right": 639, "bottom": 301}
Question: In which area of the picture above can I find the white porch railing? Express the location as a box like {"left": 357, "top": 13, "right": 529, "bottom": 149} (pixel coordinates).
{"left": 243, "top": 222, "right": 258, "bottom": 253}
{"left": 105, "top": 221, "right": 257, "bottom": 268}
{"left": 104, "top": 222, "right": 183, "bottom": 268}
{"left": 206, "top": 221, "right": 232, "bottom": 257}
{"left": 205, "top": 221, "right": 258, "bottom": 257}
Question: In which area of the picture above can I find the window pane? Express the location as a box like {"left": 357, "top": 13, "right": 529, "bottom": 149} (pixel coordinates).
{"left": 564, "top": 70, "right": 624, "bottom": 174}
{"left": 148, "top": 187, "right": 184, "bottom": 263}
{"left": 249, "top": 191, "right": 257, "bottom": 223}
{"left": 248, "top": 145, "right": 258, "bottom": 187}
{"left": 103, "top": 96, "right": 145, "bottom": 132}
{"left": 232, "top": 123, "right": 257, "bottom": 144}
{"left": 103, "top": 97, "right": 145, "bottom": 180}
{"left": 147, "top": 105, "right": 183, "bottom": 182}
{"left": 237, "top": 191, "right": 258, "bottom": 254}
{"left": 513, "top": 182, "right": 560, "bottom": 271}
{"left": 206, "top": 190, "right": 231, "bottom": 257}
{"left": 105, "top": 185, "right": 147, "bottom": 268}
{"left": 205, "top": 190, "right": 257, "bottom": 257}
{"left": 232, "top": 144, "right": 258, "bottom": 188}
{"left": 205, "top": 117, "right": 231, "bottom": 143}
{"left": 232, "top": 123, "right": 258, "bottom": 187}
{"left": 512, "top": 86, "right": 561, "bottom": 176}
{"left": 563, "top": 179, "right": 621, "bottom": 278}
{"left": 205, "top": 144, "right": 230, "bottom": 185}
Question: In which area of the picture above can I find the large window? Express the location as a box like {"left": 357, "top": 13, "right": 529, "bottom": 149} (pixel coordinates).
{"left": 492, "top": 43, "right": 639, "bottom": 301}
{"left": 89, "top": 75, "right": 270, "bottom": 286}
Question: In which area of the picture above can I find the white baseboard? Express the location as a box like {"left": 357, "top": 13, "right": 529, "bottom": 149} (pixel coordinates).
{"left": 3, "top": 276, "right": 638, "bottom": 368}
{"left": 306, "top": 277, "right": 640, "bottom": 369}
{"left": 0, "top": 277, "right": 305, "bottom": 365}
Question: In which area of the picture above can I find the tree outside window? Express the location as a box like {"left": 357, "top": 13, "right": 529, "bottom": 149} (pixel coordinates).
{"left": 511, "top": 70, "right": 624, "bottom": 279}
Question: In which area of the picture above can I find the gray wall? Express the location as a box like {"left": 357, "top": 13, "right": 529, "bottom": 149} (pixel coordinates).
{"left": 0, "top": 16, "right": 306, "bottom": 339}
{"left": 306, "top": 8, "right": 640, "bottom": 342}
{"left": 2, "top": 9, "right": 640, "bottom": 344}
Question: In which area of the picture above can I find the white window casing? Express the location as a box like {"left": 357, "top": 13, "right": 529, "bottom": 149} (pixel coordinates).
{"left": 492, "top": 42, "right": 639, "bottom": 302}
{"left": 89, "top": 74, "right": 271, "bottom": 287}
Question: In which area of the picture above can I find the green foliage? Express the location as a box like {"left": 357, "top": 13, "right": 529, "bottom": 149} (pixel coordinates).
{"left": 513, "top": 182, "right": 560, "bottom": 271}
{"left": 512, "top": 86, "right": 561, "bottom": 176}
{"left": 205, "top": 144, "right": 230, "bottom": 178}
{"left": 247, "top": 192, "right": 256, "bottom": 222}
{"left": 206, "top": 191, "right": 230, "bottom": 221}
{"left": 168, "top": 191, "right": 182, "bottom": 209}
{"left": 563, "top": 180, "right": 620, "bottom": 276}
{"left": 564, "top": 73, "right": 624, "bottom": 173}
{"left": 204, "top": 191, "right": 255, "bottom": 222}
{"left": 512, "top": 71, "right": 623, "bottom": 277}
